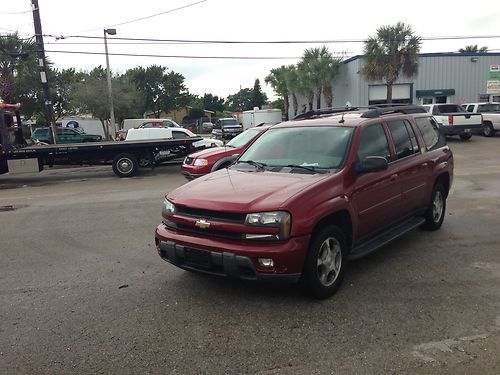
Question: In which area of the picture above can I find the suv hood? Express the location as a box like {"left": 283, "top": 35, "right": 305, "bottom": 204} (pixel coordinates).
{"left": 168, "top": 168, "right": 330, "bottom": 212}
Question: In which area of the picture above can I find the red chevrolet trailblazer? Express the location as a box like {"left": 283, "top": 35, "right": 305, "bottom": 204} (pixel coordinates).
{"left": 155, "top": 106, "right": 454, "bottom": 299}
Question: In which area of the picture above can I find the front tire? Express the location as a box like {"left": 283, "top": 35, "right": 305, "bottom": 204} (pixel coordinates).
{"left": 301, "top": 225, "right": 348, "bottom": 299}
{"left": 422, "top": 183, "right": 446, "bottom": 231}
{"left": 112, "top": 153, "right": 138, "bottom": 177}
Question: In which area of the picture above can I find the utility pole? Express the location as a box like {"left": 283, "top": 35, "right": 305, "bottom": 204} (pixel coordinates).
{"left": 31, "top": 0, "right": 57, "bottom": 144}
{"left": 104, "top": 29, "right": 117, "bottom": 140}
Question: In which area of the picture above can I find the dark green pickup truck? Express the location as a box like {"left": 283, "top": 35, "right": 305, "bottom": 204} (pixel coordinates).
{"left": 31, "top": 127, "right": 102, "bottom": 144}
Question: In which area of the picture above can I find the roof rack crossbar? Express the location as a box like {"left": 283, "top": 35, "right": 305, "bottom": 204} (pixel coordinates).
{"left": 360, "top": 105, "right": 428, "bottom": 118}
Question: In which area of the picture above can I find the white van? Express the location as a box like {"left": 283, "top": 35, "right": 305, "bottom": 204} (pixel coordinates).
{"left": 126, "top": 127, "right": 223, "bottom": 149}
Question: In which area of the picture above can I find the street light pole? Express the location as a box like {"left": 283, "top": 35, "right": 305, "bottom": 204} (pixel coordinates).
{"left": 104, "top": 28, "right": 116, "bottom": 140}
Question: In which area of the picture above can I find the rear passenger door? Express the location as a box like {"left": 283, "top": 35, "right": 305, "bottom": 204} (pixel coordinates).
{"left": 386, "top": 119, "right": 429, "bottom": 216}
{"left": 352, "top": 124, "right": 401, "bottom": 238}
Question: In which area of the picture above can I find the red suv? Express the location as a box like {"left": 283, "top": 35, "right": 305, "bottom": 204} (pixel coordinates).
{"left": 155, "top": 106, "right": 453, "bottom": 298}
{"left": 181, "top": 126, "right": 269, "bottom": 180}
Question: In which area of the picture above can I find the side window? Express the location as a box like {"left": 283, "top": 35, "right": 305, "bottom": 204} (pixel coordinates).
{"left": 357, "top": 124, "right": 391, "bottom": 162}
{"left": 164, "top": 120, "right": 174, "bottom": 127}
{"left": 415, "top": 117, "right": 445, "bottom": 150}
{"left": 387, "top": 120, "right": 419, "bottom": 160}
{"left": 141, "top": 122, "right": 153, "bottom": 128}
{"left": 466, "top": 105, "right": 474, "bottom": 113}
{"left": 63, "top": 128, "right": 77, "bottom": 135}
{"left": 172, "top": 131, "right": 189, "bottom": 139}
{"left": 432, "top": 106, "right": 440, "bottom": 115}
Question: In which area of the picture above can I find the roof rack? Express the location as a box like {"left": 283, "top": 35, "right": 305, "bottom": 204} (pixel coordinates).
{"left": 360, "top": 105, "right": 428, "bottom": 118}
{"left": 293, "top": 107, "right": 360, "bottom": 120}
{"left": 292, "top": 104, "right": 428, "bottom": 121}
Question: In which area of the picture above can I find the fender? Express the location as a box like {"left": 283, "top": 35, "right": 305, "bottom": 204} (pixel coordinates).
{"left": 211, "top": 155, "right": 238, "bottom": 172}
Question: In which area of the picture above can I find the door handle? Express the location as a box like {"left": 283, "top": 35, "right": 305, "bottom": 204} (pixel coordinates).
{"left": 390, "top": 173, "right": 398, "bottom": 181}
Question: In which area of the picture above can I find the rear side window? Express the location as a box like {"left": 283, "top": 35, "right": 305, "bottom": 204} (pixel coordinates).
{"left": 357, "top": 124, "right": 391, "bottom": 162}
{"left": 415, "top": 117, "right": 444, "bottom": 150}
{"left": 387, "top": 120, "right": 420, "bottom": 160}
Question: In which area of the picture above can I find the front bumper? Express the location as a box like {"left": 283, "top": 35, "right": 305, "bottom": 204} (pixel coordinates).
{"left": 181, "top": 170, "right": 206, "bottom": 180}
{"left": 155, "top": 224, "right": 309, "bottom": 282}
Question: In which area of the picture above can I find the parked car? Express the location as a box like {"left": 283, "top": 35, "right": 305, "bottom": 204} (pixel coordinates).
{"left": 122, "top": 118, "right": 180, "bottom": 131}
{"left": 125, "top": 127, "right": 223, "bottom": 150}
{"left": 31, "top": 127, "right": 102, "bottom": 144}
{"left": 461, "top": 102, "right": 500, "bottom": 137}
{"left": 181, "top": 125, "right": 269, "bottom": 180}
{"left": 422, "top": 103, "right": 483, "bottom": 140}
{"left": 155, "top": 106, "right": 454, "bottom": 299}
{"left": 212, "top": 118, "right": 243, "bottom": 139}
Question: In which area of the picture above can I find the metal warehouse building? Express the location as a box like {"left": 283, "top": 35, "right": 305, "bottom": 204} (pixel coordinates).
{"left": 303, "top": 52, "right": 500, "bottom": 109}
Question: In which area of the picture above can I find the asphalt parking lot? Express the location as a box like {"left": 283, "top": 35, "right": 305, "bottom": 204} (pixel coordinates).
{"left": 1, "top": 135, "right": 499, "bottom": 374}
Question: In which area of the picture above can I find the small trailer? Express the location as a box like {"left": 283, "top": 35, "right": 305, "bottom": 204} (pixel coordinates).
{"left": 0, "top": 104, "right": 202, "bottom": 178}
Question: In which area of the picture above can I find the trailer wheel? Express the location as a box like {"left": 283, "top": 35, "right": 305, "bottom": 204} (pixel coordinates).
{"left": 112, "top": 153, "right": 138, "bottom": 177}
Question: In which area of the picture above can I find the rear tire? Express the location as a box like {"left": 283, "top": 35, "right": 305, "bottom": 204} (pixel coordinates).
{"left": 422, "top": 183, "right": 446, "bottom": 231}
{"left": 112, "top": 153, "right": 138, "bottom": 177}
{"left": 301, "top": 225, "right": 348, "bottom": 299}
{"left": 459, "top": 133, "right": 472, "bottom": 141}
{"left": 483, "top": 123, "right": 495, "bottom": 137}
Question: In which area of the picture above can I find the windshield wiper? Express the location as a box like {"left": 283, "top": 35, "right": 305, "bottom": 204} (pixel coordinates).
{"left": 237, "top": 160, "right": 267, "bottom": 170}
{"left": 285, "top": 164, "right": 320, "bottom": 173}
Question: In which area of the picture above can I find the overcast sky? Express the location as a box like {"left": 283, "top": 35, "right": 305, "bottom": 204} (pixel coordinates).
{"left": 2, "top": 0, "right": 500, "bottom": 100}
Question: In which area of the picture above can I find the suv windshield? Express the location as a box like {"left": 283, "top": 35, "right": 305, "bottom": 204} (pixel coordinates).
{"left": 226, "top": 128, "right": 261, "bottom": 148}
{"left": 239, "top": 126, "right": 353, "bottom": 170}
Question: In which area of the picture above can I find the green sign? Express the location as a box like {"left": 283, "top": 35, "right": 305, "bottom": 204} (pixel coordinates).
{"left": 487, "top": 65, "right": 500, "bottom": 94}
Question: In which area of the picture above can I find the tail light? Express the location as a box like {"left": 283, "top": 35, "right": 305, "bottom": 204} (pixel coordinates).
{"left": 448, "top": 115, "right": 454, "bottom": 125}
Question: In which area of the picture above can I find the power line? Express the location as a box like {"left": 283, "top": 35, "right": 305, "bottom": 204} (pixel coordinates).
{"left": 43, "top": 49, "right": 348, "bottom": 60}
{"left": 71, "top": 0, "right": 207, "bottom": 33}
{"left": 43, "top": 34, "right": 500, "bottom": 44}
{"left": 0, "top": 9, "right": 32, "bottom": 15}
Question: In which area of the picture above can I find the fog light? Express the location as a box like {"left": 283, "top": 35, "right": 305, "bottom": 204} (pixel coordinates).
{"left": 258, "top": 258, "right": 274, "bottom": 268}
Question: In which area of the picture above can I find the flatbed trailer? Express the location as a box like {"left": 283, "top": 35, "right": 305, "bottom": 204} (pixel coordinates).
{"left": 0, "top": 104, "right": 202, "bottom": 177}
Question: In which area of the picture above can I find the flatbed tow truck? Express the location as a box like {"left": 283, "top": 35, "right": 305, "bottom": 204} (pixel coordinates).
{"left": 0, "top": 104, "right": 202, "bottom": 177}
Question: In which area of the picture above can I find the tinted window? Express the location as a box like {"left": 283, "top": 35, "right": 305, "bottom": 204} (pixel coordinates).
{"left": 357, "top": 124, "right": 391, "bottom": 162}
{"left": 387, "top": 120, "right": 419, "bottom": 159}
{"left": 172, "top": 131, "right": 189, "bottom": 139}
{"left": 226, "top": 128, "right": 262, "bottom": 148}
{"left": 415, "top": 117, "right": 444, "bottom": 150}
{"left": 478, "top": 103, "right": 500, "bottom": 112}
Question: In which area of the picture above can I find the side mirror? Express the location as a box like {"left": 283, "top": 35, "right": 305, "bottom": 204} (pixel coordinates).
{"left": 357, "top": 156, "right": 388, "bottom": 174}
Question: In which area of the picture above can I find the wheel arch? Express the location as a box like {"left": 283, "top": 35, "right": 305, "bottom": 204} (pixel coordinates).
{"left": 311, "top": 210, "right": 353, "bottom": 250}
{"left": 435, "top": 172, "right": 450, "bottom": 198}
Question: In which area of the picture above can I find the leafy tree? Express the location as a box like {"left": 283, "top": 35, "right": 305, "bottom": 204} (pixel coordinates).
{"left": 202, "top": 93, "right": 225, "bottom": 114}
{"left": 271, "top": 98, "right": 284, "bottom": 113}
{"left": 51, "top": 68, "right": 86, "bottom": 121}
{"left": 71, "top": 72, "right": 142, "bottom": 138}
{"left": 250, "top": 79, "right": 268, "bottom": 109}
{"left": 362, "top": 22, "right": 421, "bottom": 104}
{"left": 127, "top": 65, "right": 190, "bottom": 117}
{"left": 459, "top": 45, "right": 488, "bottom": 53}
{"left": 226, "top": 88, "right": 254, "bottom": 112}
{"left": 266, "top": 66, "right": 289, "bottom": 120}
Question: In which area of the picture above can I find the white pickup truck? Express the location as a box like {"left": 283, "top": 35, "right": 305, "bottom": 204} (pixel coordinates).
{"left": 422, "top": 103, "right": 483, "bottom": 140}
{"left": 461, "top": 102, "right": 500, "bottom": 137}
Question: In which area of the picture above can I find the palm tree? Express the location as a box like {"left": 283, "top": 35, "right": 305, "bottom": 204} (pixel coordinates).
{"left": 459, "top": 45, "right": 488, "bottom": 53}
{"left": 298, "top": 46, "right": 342, "bottom": 109}
{"left": 265, "top": 66, "right": 289, "bottom": 119}
{"left": 0, "top": 33, "right": 36, "bottom": 103}
{"left": 362, "top": 22, "right": 421, "bottom": 104}
{"left": 283, "top": 65, "right": 300, "bottom": 118}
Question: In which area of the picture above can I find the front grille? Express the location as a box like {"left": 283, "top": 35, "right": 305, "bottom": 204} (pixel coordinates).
{"left": 177, "top": 206, "right": 246, "bottom": 223}
{"left": 175, "top": 223, "right": 243, "bottom": 240}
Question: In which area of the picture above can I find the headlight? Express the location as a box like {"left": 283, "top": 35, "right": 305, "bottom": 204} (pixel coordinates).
{"left": 244, "top": 211, "right": 291, "bottom": 240}
{"left": 193, "top": 159, "right": 208, "bottom": 166}
{"left": 162, "top": 199, "right": 177, "bottom": 216}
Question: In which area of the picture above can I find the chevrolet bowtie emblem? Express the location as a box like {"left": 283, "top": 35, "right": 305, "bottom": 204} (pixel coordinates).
{"left": 195, "top": 219, "right": 211, "bottom": 229}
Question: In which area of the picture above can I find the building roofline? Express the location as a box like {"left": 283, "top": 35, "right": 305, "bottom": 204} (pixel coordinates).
{"left": 343, "top": 51, "right": 500, "bottom": 64}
